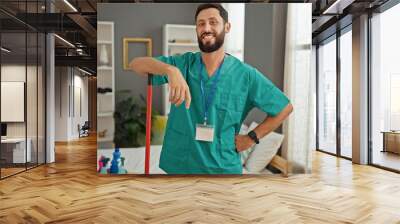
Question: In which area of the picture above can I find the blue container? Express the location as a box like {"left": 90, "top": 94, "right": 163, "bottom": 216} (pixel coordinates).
{"left": 109, "top": 148, "right": 121, "bottom": 174}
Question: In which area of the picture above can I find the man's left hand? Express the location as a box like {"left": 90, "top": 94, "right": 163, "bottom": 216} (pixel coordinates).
{"left": 235, "top": 135, "right": 255, "bottom": 152}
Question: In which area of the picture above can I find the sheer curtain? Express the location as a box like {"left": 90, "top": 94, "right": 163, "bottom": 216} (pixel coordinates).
{"left": 221, "top": 3, "right": 245, "bottom": 61}
{"left": 281, "top": 4, "right": 314, "bottom": 173}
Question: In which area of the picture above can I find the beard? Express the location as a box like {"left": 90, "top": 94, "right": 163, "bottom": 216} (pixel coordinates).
{"left": 197, "top": 29, "right": 225, "bottom": 53}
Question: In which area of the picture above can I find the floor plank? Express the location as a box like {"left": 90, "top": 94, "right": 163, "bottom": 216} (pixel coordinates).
{"left": 0, "top": 135, "right": 399, "bottom": 223}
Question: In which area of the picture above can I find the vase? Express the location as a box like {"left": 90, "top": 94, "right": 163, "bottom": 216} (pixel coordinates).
{"left": 99, "top": 44, "right": 109, "bottom": 66}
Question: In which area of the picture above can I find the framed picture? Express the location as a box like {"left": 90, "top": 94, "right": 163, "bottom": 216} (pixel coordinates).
{"left": 123, "top": 37, "right": 152, "bottom": 70}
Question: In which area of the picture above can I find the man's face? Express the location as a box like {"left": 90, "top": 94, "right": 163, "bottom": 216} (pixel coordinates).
{"left": 196, "top": 8, "right": 229, "bottom": 53}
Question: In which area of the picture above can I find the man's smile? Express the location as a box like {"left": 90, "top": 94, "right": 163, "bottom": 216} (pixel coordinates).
{"left": 202, "top": 33, "right": 216, "bottom": 41}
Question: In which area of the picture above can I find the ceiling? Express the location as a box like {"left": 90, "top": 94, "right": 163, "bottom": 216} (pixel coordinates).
{"left": 309, "top": 0, "right": 390, "bottom": 43}
{"left": 0, "top": 0, "right": 97, "bottom": 74}
{"left": 0, "top": 0, "right": 395, "bottom": 74}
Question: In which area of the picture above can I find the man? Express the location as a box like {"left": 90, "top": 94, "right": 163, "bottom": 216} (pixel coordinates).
{"left": 130, "top": 3, "right": 293, "bottom": 174}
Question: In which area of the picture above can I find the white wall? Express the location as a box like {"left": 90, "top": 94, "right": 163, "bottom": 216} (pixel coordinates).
{"left": 1, "top": 65, "right": 37, "bottom": 138}
{"left": 1, "top": 65, "right": 26, "bottom": 131}
{"left": 71, "top": 72, "right": 89, "bottom": 138}
{"left": 55, "top": 67, "right": 89, "bottom": 141}
{"left": 1, "top": 65, "right": 26, "bottom": 81}
{"left": 55, "top": 67, "right": 69, "bottom": 141}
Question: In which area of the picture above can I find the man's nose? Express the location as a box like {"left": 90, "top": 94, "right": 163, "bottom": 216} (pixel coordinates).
{"left": 203, "top": 22, "right": 212, "bottom": 32}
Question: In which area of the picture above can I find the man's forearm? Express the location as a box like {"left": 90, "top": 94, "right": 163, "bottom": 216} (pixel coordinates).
{"left": 253, "top": 103, "right": 293, "bottom": 139}
{"left": 129, "top": 57, "right": 177, "bottom": 76}
{"left": 130, "top": 56, "right": 192, "bottom": 108}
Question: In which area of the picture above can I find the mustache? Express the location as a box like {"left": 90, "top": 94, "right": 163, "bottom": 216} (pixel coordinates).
{"left": 201, "top": 32, "right": 216, "bottom": 39}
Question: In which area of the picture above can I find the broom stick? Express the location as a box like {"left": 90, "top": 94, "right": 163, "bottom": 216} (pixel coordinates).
{"left": 145, "top": 74, "right": 153, "bottom": 175}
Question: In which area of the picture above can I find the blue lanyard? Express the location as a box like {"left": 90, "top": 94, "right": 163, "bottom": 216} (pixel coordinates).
{"left": 199, "top": 56, "right": 225, "bottom": 125}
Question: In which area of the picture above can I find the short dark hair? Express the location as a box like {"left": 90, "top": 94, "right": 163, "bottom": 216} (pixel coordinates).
{"left": 195, "top": 3, "right": 228, "bottom": 23}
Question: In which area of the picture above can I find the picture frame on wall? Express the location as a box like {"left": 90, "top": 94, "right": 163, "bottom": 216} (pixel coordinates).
{"left": 123, "top": 37, "right": 152, "bottom": 70}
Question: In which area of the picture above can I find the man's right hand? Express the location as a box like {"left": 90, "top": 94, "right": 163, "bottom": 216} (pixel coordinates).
{"left": 167, "top": 66, "right": 191, "bottom": 109}
{"left": 129, "top": 57, "right": 191, "bottom": 109}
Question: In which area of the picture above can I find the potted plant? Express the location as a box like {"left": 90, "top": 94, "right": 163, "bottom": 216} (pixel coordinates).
{"left": 114, "top": 90, "right": 159, "bottom": 148}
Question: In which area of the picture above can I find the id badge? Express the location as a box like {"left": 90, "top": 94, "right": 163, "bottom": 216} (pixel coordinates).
{"left": 195, "top": 124, "right": 214, "bottom": 142}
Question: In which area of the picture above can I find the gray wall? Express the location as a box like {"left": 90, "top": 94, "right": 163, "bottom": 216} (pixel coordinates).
{"left": 244, "top": 4, "right": 287, "bottom": 126}
{"left": 98, "top": 3, "right": 200, "bottom": 113}
{"left": 98, "top": 3, "right": 287, "bottom": 125}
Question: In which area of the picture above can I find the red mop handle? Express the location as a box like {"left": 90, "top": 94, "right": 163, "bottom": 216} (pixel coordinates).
{"left": 145, "top": 74, "right": 153, "bottom": 175}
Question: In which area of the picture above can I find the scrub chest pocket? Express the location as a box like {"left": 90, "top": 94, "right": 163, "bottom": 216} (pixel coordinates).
{"left": 216, "top": 92, "right": 246, "bottom": 133}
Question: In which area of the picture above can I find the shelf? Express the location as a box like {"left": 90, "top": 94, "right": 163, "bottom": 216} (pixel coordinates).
{"left": 165, "top": 24, "right": 196, "bottom": 29}
{"left": 163, "top": 24, "right": 199, "bottom": 116}
{"left": 168, "top": 43, "right": 198, "bottom": 47}
{"left": 98, "top": 40, "right": 113, "bottom": 44}
{"left": 98, "top": 112, "right": 113, "bottom": 117}
{"left": 97, "top": 92, "right": 113, "bottom": 96}
{"left": 98, "top": 66, "right": 113, "bottom": 70}
{"left": 97, "top": 21, "right": 114, "bottom": 150}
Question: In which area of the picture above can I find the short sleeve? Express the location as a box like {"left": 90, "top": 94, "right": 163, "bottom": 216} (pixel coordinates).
{"left": 150, "top": 54, "right": 187, "bottom": 86}
{"left": 248, "top": 68, "right": 290, "bottom": 116}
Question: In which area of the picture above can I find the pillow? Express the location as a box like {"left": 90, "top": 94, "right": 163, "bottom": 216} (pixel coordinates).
{"left": 242, "top": 166, "right": 273, "bottom": 175}
{"left": 244, "top": 122, "right": 284, "bottom": 173}
{"left": 239, "top": 123, "right": 249, "bottom": 135}
{"left": 151, "top": 115, "right": 168, "bottom": 145}
{"left": 239, "top": 124, "right": 250, "bottom": 165}
{"left": 239, "top": 122, "right": 259, "bottom": 165}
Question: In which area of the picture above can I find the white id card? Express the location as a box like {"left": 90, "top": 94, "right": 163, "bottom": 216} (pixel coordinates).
{"left": 195, "top": 124, "right": 214, "bottom": 142}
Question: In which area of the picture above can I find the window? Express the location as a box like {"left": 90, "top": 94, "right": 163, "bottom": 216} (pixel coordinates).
{"left": 339, "top": 28, "right": 352, "bottom": 158}
{"left": 370, "top": 3, "right": 400, "bottom": 171}
{"left": 317, "top": 36, "right": 337, "bottom": 154}
{"left": 390, "top": 74, "right": 400, "bottom": 130}
{"left": 0, "top": 1, "right": 47, "bottom": 179}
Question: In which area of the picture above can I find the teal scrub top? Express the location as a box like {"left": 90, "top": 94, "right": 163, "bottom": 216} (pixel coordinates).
{"left": 151, "top": 52, "right": 290, "bottom": 174}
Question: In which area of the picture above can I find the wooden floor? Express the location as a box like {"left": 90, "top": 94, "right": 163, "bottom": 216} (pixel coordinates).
{"left": 0, "top": 167, "right": 26, "bottom": 178}
{"left": 372, "top": 151, "right": 400, "bottom": 171}
{"left": 1, "top": 163, "right": 45, "bottom": 178}
{"left": 1, "top": 135, "right": 400, "bottom": 224}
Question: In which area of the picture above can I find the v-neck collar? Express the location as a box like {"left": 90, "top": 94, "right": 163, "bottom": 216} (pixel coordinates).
{"left": 196, "top": 52, "right": 229, "bottom": 84}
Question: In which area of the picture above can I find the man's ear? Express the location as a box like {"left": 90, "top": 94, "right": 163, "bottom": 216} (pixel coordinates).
{"left": 225, "top": 22, "right": 231, "bottom": 33}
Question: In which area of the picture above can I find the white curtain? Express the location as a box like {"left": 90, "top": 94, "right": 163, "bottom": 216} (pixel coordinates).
{"left": 221, "top": 3, "right": 245, "bottom": 61}
{"left": 282, "top": 4, "right": 314, "bottom": 173}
